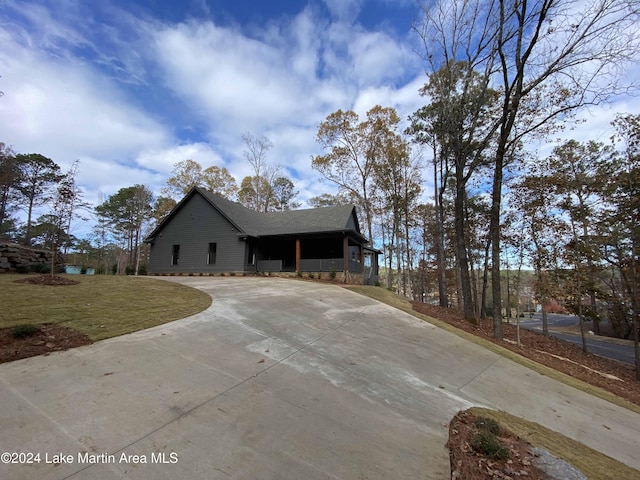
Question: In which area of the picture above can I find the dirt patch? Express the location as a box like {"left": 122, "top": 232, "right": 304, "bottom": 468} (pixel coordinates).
{"left": 14, "top": 275, "right": 81, "bottom": 286}
{"left": 0, "top": 324, "right": 92, "bottom": 364}
{"left": 411, "top": 301, "right": 640, "bottom": 407}
{"left": 448, "top": 410, "right": 548, "bottom": 480}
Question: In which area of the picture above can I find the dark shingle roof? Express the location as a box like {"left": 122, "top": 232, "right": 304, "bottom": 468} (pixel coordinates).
{"left": 197, "top": 188, "right": 365, "bottom": 240}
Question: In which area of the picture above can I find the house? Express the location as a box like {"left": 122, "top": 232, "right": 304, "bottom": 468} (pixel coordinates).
{"left": 144, "top": 187, "right": 379, "bottom": 284}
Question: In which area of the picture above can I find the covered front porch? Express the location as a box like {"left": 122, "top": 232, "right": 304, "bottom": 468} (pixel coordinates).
{"left": 248, "top": 233, "right": 379, "bottom": 284}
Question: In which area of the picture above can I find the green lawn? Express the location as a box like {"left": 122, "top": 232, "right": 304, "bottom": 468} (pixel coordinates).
{"left": 472, "top": 407, "right": 640, "bottom": 480}
{"left": 0, "top": 274, "right": 212, "bottom": 341}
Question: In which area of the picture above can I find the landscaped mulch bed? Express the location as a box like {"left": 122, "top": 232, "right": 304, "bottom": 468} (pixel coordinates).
{"left": 14, "top": 274, "right": 80, "bottom": 286}
{"left": 448, "top": 410, "right": 548, "bottom": 480}
{"left": 0, "top": 324, "right": 92, "bottom": 364}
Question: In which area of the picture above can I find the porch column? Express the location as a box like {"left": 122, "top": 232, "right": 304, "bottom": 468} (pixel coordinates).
{"left": 295, "top": 238, "right": 301, "bottom": 272}
{"left": 343, "top": 235, "right": 349, "bottom": 272}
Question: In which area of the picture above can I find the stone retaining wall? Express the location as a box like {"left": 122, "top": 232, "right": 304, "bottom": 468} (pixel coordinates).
{"left": 0, "top": 242, "right": 61, "bottom": 273}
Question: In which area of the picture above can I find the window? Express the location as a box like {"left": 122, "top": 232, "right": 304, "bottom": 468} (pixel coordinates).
{"left": 247, "top": 243, "right": 255, "bottom": 265}
{"left": 208, "top": 243, "right": 217, "bottom": 265}
{"left": 171, "top": 244, "right": 180, "bottom": 265}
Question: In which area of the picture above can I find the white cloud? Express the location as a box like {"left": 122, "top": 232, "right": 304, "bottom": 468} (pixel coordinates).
{"left": 136, "top": 143, "right": 226, "bottom": 175}
{"left": 77, "top": 156, "right": 163, "bottom": 203}
{"left": 151, "top": 21, "right": 305, "bottom": 133}
{"left": 0, "top": 31, "right": 171, "bottom": 165}
{"left": 348, "top": 30, "right": 414, "bottom": 86}
{"left": 322, "top": 0, "right": 363, "bottom": 22}
{"left": 352, "top": 76, "right": 424, "bottom": 118}
{"left": 150, "top": 7, "right": 420, "bottom": 129}
{"left": 148, "top": 6, "right": 423, "bottom": 200}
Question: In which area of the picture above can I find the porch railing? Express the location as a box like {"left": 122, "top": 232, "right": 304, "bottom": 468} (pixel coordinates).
{"left": 256, "top": 260, "right": 282, "bottom": 272}
{"left": 256, "top": 258, "right": 363, "bottom": 273}
{"left": 348, "top": 260, "right": 363, "bottom": 273}
{"left": 256, "top": 258, "right": 365, "bottom": 273}
{"left": 299, "top": 258, "right": 343, "bottom": 272}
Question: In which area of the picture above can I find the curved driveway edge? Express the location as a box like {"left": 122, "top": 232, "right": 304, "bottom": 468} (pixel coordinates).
{"left": 0, "top": 277, "right": 639, "bottom": 480}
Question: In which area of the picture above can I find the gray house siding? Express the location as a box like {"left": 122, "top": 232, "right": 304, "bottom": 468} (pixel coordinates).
{"left": 148, "top": 193, "right": 247, "bottom": 274}
{"left": 346, "top": 212, "right": 358, "bottom": 232}
{"left": 145, "top": 188, "right": 379, "bottom": 282}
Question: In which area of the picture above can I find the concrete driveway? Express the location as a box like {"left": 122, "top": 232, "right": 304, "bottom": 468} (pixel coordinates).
{"left": 1, "top": 278, "right": 639, "bottom": 480}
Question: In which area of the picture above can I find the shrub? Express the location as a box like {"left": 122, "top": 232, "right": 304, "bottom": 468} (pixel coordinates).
{"left": 471, "top": 432, "right": 510, "bottom": 460}
{"left": 29, "top": 263, "right": 49, "bottom": 273}
{"left": 10, "top": 324, "right": 40, "bottom": 339}
{"left": 125, "top": 265, "right": 135, "bottom": 275}
{"left": 474, "top": 416, "right": 501, "bottom": 435}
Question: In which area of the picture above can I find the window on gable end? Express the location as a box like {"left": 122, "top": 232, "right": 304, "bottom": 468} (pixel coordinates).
{"left": 208, "top": 243, "right": 217, "bottom": 265}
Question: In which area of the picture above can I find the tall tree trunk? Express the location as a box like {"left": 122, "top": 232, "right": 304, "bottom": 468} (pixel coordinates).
{"left": 480, "top": 238, "right": 491, "bottom": 319}
{"left": 134, "top": 227, "right": 141, "bottom": 275}
{"left": 490, "top": 141, "right": 505, "bottom": 339}
{"left": 455, "top": 172, "right": 475, "bottom": 321}
{"left": 631, "top": 234, "right": 640, "bottom": 380}
{"left": 0, "top": 187, "right": 9, "bottom": 228}
{"left": 536, "top": 265, "right": 549, "bottom": 337}
{"left": 24, "top": 193, "right": 35, "bottom": 246}
{"left": 577, "top": 272, "right": 588, "bottom": 354}
{"left": 515, "top": 245, "right": 525, "bottom": 347}
{"left": 384, "top": 226, "right": 394, "bottom": 290}
{"left": 433, "top": 146, "right": 448, "bottom": 307}
{"left": 505, "top": 259, "right": 511, "bottom": 322}
{"left": 531, "top": 226, "right": 549, "bottom": 337}
{"left": 469, "top": 254, "right": 479, "bottom": 318}
{"left": 570, "top": 220, "right": 589, "bottom": 353}
{"left": 436, "top": 192, "right": 448, "bottom": 307}
{"left": 404, "top": 211, "right": 412, "bottom": 299}
{"left": 394, "top": 216, "right": 402, "bottom": 295}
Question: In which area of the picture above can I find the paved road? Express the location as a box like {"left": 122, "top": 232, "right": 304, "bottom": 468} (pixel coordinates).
{"left": 1, "top": 278, "right": 639, "bottom": 480}
{"left": 518, "top": 314, "right": 637, "bottom": 364}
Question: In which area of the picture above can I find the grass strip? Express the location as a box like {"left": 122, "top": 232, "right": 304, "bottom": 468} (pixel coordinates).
{"left": 471, "top": 407, "right": 639, "bottom": 480}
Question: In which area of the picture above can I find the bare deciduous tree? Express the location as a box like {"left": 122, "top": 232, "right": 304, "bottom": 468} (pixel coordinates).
{"left": 242, "top": 133, "right": 280, "bottom": 212}
{"left": 415, "top": 0, "right": 640, "bottom": 337}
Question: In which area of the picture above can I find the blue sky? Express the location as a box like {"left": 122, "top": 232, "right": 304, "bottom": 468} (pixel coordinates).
{"left": 1, "top": 0, "right": 638, "bottom": 238}
{"left": 0, "top": 0, "right": 423, "bottom": 217}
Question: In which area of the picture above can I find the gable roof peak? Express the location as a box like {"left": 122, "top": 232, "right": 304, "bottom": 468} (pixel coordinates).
{"left": 147, "top": 186, "right": 365, "bottom": 243}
